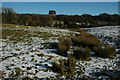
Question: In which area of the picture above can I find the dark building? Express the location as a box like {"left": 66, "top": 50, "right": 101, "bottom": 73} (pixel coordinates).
{"left": 48, "top": 10, "right": 56, "bottom": 15}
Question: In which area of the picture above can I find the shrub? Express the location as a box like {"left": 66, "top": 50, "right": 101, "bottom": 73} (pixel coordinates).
{"left": 67, "top": 56, "right": 76, "bottom": 77}
{"left": 94, "top": 45, "right": 116, "bottom": 58}
{"left": 72, "top": 33, "right": 101, "bottom": 49}
{"left": 73, "top": 47, "right": 91, "bottom": 60}
{"left": 58, "top": 37, "right": 72, "bottom": 48}
{"left": 51, "top": 59, "right": 65, "bottom": 75}
{"left": 59, "top": 59, "right": 65, "bottom": 75}
{"left": 57, "top": 37, "right": 72, "bottom": 55}
{"left": 58, "top": 44, "right": 68, "bottom": 55}
{"left": 51, "top": 56, "right": 76, "bottom": 78}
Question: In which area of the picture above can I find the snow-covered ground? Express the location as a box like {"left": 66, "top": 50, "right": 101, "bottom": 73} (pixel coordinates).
{"left": 76, "top": 54, "right": 120, "bottom": 79}
{"left": 0, "top": 26, "right": 79, "bottom": 78}
{"left": 80, "top": 26, "right": 120, "bottom": 79}
{"left": 0, "top": 25, "right": 120, "bottom": 79}
{"left": 87, "top": 26, "right": 120, "bottom": 49}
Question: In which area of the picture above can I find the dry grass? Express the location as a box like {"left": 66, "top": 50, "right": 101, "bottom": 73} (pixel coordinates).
{"left": 73, "top": 47, "right": 91, "bottom": 60}
{"left": 57, "top": 37, "right": 72, "bottom": 55}
{"left": 2, "top": 24, "right": 58, "bottom": 42}
{"left": 72, "top": 32, "right": 101, "bottom": 49}
{"left": 37, "top": 53, "right": 45, "bottom": 57}
{"left": 51, "top": 56, "right": 76, "bottom": 78}
{"left": 94, "top": 45, "right": 116, "bottom": 58}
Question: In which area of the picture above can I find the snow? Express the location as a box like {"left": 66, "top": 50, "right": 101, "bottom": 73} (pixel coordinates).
{"left": 87, "top": 26, "right": 120, "bottom": 54}
{"left": 0, "top": 26, "right": 78, "bottom": 78}
{"left": 1, "top": 25, "right": 120, "bottom": 79}
{"left": 76, "top": 26, "right": 120, "bottom": 78}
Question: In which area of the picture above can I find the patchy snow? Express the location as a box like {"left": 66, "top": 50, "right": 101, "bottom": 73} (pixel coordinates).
{"left": 1, "top": 25, "right": 120, "bottom": 79}
{"left": 87, "top": 26, "right": 120, "bottom": 53}
{"left": 76, "top": 54, "right": 120, "bottom": 77}
{"left": 0, "top": 26, "right": 78, "bottom": 78}
{"left": 76, "top": 26, "right": 120, "bottom": 79}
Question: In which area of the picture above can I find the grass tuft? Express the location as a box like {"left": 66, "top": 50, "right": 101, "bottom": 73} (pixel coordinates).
{"left": 73, "top": 47, "right": 91, "bottom": 60}
{"left": 57, "top": 37, "right": 72, "bottom": 55}
{"left": 51, "top": 56, "right": 76, "bottom": 78}
{"left": 94, "top": 45, "right": 116, "bottom": 58}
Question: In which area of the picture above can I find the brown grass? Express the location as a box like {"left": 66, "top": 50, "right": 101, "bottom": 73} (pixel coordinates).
{"left": 51, "top": 56, "right": 76, "bottom": 78}
{"left": 72, "top": 32, "right": 101, "bottom": 49}
{"left": 57, "top": 37, "right": 72, "bottom": 55}
{"left": 73, "top": 47, "right": 91, "bottom": 60}
{"left": 94, "top": 45, "right": 116, "bottom": 58}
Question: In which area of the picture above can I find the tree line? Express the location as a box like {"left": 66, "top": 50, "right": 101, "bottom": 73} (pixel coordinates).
{"left": 2, "top": 8, "right": 120, "bottom": 28}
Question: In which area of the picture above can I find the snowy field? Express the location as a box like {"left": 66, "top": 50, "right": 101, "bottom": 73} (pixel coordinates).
{"left": 0, "top": 25, "right": 120, "bottom": 79}
{"left": 87, "top": 26, "right": 120, "bottom": 52}
{"left": 84, "top": 26, "right": 120, "bottom": 79}
{"left": 0, "top": 25, "right": 78, "bottom": 78}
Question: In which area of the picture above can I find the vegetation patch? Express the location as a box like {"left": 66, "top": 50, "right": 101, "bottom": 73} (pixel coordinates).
{"left": 2, "top": 24, "right": 58, "bottom": 42}
{"left": 37, "top": 53, "right": 45, "bottom": 57}
{"left": 94, "top": 45, "right": 116, "bottom": 58}
{"left": 73, "top": 47, "right": 91, "bottom": 60}
{"left": 57, "top": 37, "right": 72, "bottom": 56}
{"left": 51, "top": 56, "right": 76, "bottom": 78}
{"left": 72, "top": 32, "right": 102, "bottom": 50}
{"left": 9, "top": 67, "right": 22, "bottom": 78}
